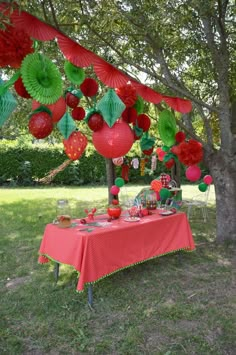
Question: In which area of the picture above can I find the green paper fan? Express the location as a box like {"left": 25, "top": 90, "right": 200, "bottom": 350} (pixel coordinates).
{"left": 158, "top": 110, "right": 177, "bottom": 147}
{"left": 0, "top": 80, "right": 17, "bottom": 127}
{"left": 64, "top": 61, "right": 85, "bottom": 85}
{"left": 97, "top": 89, "right": 126, "bottom": 127}
{"left": 57, "top": 112, "right": 77, "bottom": 139}
{"left": 21, "top": 53, "right": 62, "bottom": 104}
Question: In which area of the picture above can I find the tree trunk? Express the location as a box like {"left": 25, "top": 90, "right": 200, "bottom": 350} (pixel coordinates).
{"left": 105, "top": 158, "right": 116, "bottom": 204}
{"left": 171, "top": 161, "right": 181, "bottom": 187}
{"left": 206, "top": 150, "right": 236, "bottom": 242}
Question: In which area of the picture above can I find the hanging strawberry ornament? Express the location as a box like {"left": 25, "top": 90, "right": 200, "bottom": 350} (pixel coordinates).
{"left": 65, "top": 88, "right": 83, "bottom": 109}
{"left": 63, "top": 131, "right": 88, "bottom": 160}
{"left": 28, "top": 107, "right": 53, "bottom": 139}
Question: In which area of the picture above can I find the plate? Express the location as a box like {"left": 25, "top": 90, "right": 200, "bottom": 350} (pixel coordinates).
{"left": 159, "top": 211, "right": 174, "bottom": 216}
{"left": 124, "top": 217, "right": 140, "bottom": 222}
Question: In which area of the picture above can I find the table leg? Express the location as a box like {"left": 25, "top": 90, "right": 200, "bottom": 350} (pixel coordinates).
{"left": 88, "top": 284, "right": 93, "bottom": 307}
{"left": 54, "top": 262, "right": 60, "bottom": 282}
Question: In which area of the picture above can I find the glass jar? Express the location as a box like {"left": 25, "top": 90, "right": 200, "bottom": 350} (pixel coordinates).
{"left": 146, "top": 192, "right": 157, "bottom": 210}
{"left": 56, "top": 199, "right": 71, "bottom": 217}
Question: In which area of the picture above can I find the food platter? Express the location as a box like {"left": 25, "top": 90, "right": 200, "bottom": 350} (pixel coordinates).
{"left": 124, "top": 217, "right": 140, "bottom": 222}
{"left": 159, "top": 210, "right": 175, "bottom": 216}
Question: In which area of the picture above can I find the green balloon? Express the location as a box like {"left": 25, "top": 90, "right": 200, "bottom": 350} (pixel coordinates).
{"left": 160, "top": 188, "right": 171, "bottom": 200}
{"left": 198, "top": 182, "right": 208, "bottom": 192}
{"left": 115, "top": 177, "right": 125, "bottom": 187}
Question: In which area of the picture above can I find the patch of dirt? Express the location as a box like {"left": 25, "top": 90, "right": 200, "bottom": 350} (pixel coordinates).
{"left": 6, "top": 276, "right": 31, "bottom": 289}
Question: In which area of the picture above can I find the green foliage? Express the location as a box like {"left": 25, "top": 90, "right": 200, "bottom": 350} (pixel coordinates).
{"left": 0, "top": 140, "right": 106, "bottom": 186}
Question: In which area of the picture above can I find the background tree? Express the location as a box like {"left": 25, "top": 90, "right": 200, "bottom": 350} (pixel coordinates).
{"left": 1, "top": 0, "right": 236, "bottom": 243}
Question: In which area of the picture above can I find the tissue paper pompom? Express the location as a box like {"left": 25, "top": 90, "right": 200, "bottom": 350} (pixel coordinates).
{"left": 176, "top": 139, "right": 203, "bottom": 166}
{"left": 175, "top": 131, "right": 186, "bottom": 143}
{"left": 80, "top": 78, "right": 98, "bottom": 97}
{"left": 116, "top": 84, "right": 137, "bottom": 107}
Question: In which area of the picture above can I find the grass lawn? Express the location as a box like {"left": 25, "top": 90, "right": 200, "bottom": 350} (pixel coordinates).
{"left": 0, "top": 185, "right": 235, "bottom": 354}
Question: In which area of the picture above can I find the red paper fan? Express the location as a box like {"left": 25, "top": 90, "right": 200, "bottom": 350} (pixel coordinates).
{"left": 57, "top": 34, "right": 98, "bottom": 68}
{"left": 162, "top": 96, "right": 192, "bottom": 114}
{"left": 131, "top": 81, "right": 162, "bottom": 104}
{"left": 10, "top": 10, "right": 58, "bottom": 41}
{"left": 93, "top": 58, "right": 128, "bottom": 88}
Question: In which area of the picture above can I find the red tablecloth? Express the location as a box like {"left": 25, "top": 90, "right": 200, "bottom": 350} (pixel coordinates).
{"left": 38, "top": 210, "right": 195, "bottom": 291}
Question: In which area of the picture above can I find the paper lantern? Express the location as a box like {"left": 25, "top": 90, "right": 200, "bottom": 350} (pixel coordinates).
{"left": 185, "top": 165, "right": 201, "bottom": 182}
{"left": 150, "top": 179, "right": 162, "bottom": 192}
{"left": 65, "top": 92, "right": 80, "bottom": 108}
{"left": 63, "top": 131, "right": 87, "bottom": 161}
{"left": 110, "top": 185, "right": 120, "bottom": 195}
{"left": 92, "top": 120, "right": 134, "bottom": 158}
{"left": 32, "top": 97, "right": 66, "bottom": 123}
{"left": 203, "top": 175, "right": 213, "bottom": 185}
{"left": 14, "top": 77, "right": 31, "bottom": 98}
{"left": 112, "top": 157, "right": 124, "bottom": 166}
{"left": 198, "top": 182, "right": 208, "bottom": 192}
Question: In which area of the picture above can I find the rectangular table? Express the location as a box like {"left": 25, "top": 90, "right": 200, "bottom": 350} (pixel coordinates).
{"left": 38, "top": 210, "right": 195, "bottom": 303}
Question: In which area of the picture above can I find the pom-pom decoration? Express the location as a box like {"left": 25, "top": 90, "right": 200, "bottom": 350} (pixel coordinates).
{"left": 198, "top": 182, "right": 208, "bottom": 192}
{"left": 185, "top": 165, "right": 201, "bottom": 182}
{"left": 150, "top": 179, "right": 162, "bottom": 192}
{"left": 203, "top": 175, "right": 213, "bottom": 185}
{"left": 112, "top": 157, "right": 124, "bottom": 166}
{"left": 57, "top": 112, "right": 77, "bottom": 139}
{"left": 14, "top": 76, "right": 31, "bottom": 98}
{"left": 92, "top": 120, "right": 134, "bottom": 158}
{"left": 116, "top": 83, "right": 137, "bottom": 107}
{"left": 137, "top": 113, "right": 151, "bottom": 132}
{"left": 21, "top": 53, "right": 63, "bottom": 104}
{"left": 87, "top": 113, "right": 104, "bottom": 132}
{"left": 175, "top": 131, "right": 186, "bottom": 143}
{"left": 0, "top": 80, "right": 17, "bottom": 127}
{"left": 80, "top": 78, "right": 98, "bottom": 97}
{"left": 28, "top": 110, "right": 53, "bottom": 139}
{"left": 32, "top": 97, "right": 66, "bottom": 123}
{"left": 63, "top": 131, "right": 87, "bottom": 161}
{"left": 97, "top": 89, "right": 126, "bottom": 127}
{"left": 110, "top": 185, "right": 120, "bottom": 195}
{"left": 175, "top": 139, "right": 203, "bottom": 166}
{"left": 64, "top": 61, "right": 85, "bottom": 85}
{"left": 121, "top": 107, "right": 138, "bottom": 124}
{"left": 0, "top": 25, "right": 34, "bottom": 68}
{"left": 158, "top": 110, "right": 177, "bottom": 147}
{"left": 71, "top": 106, "right": 86, "bottom": 121}
{"left": 115, "top": 177, "right": 125, "bottom": 187}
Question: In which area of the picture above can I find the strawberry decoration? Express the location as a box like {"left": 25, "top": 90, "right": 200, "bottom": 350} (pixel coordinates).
{"left": 14, "top": 76, "right": 31, "bottom": 99}
{"left": 88, "top": 113, "right": 104, "bottom": 131}
{"left": 65, "top": 92, "right": 80, "bottom": 108}
{"left": 142, "top": 147, "right": 154, "bottom": 156}
{"left": 63, "top": 131, "right": 88, "bottom": 161}
{"left": 28, "top": 108, "right": 53, "bottom": 139}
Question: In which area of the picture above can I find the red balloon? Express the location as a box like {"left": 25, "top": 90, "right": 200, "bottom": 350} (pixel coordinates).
{"left": 92, "top": 120, "right": 134, "bottom": 158}
{"left": 203, "top": 175, "right": 213, "bottom": 185}
{"left": 185, "top": 165, "right": 201, "bottom": 182}
{"left": 28, "top": 112, "right": 53, "bottom": 139}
